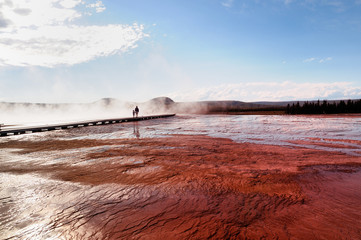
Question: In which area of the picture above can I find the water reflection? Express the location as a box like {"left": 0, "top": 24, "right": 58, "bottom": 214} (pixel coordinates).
{"left": 133, "top": 122, "right": 140, "bottom": 138}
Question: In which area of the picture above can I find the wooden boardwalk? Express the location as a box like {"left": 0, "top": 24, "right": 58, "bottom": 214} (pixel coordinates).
{"left": 0, "top": 114, "right": 175, "bottom": 137}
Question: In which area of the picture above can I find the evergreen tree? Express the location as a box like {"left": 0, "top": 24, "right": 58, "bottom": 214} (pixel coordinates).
{"left": 286, "top": 99, "right": 361, "bottom": 114}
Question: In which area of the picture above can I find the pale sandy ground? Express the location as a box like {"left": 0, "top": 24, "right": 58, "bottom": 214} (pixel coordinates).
{"left": 1, "top": 134, "right": 361, "bottom": 239}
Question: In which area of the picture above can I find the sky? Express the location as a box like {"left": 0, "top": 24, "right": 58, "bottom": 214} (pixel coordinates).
{"left": 0, "top": 0, "right": 361, "bottom": 103}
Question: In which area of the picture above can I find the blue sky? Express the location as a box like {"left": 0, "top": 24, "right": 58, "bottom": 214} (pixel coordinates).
{"left": 0, "top": 0, "right": 361, "bottom": 103}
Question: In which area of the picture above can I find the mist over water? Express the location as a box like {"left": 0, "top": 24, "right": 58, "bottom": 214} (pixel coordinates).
{"left": 0, "top": 99, "right": 173, "bottom": 127}
{"left": 0, "top": 101, "right": 128, "bottom": 126}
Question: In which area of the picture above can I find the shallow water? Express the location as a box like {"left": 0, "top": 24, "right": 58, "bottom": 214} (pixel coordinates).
{"left": 3, "top": 114, "right": 361, "bottom": 140}
{"left": 1, "top": 114, "right": 361, "bottom": 239}
{"left": 40, "top": 114, "right": 361, "bottom": 155}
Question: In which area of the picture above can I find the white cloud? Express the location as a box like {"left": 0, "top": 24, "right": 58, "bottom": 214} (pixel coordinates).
{"left": 86, "top": 0, "right": 106, "bottom": 13}
{"left": 168, "top": 81, "right": 361, "bottom": 102}
{"left": 59, "top": 0, "right": 82, "bottom": 9}
{"left": 0, "top": 0, "right": 146, "bottom": 67}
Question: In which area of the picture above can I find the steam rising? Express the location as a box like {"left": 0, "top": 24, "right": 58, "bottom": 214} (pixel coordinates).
{"left": 0, "top": 97, "right": 192, "bottom": 126}
{"left": 0, "top": 99, "right": 131, "bottom": 126}
{"left": 0, "top": 97, "right": 213, "bottom": 126}
{"left": 0, "top": 97, "right": 278, "bottom": 126}
{"left": 2, "top": 96, "right": 332, "bottom": 127}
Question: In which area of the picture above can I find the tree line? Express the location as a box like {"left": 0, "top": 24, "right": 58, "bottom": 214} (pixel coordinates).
{"left": 286, "top": 99, "right": 361, "bottom": 114}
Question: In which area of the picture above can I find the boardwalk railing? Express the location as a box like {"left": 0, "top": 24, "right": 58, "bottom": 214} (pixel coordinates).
{"left": 0, "top": 114, "right": 175, "bottom": 137}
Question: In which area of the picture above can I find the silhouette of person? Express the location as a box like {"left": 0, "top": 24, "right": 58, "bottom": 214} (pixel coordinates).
{"left": 135, "top": 106, "right": 139, "bottom": 118}
{"left": 132, "top": 110, "right": 135, "bottom": 118}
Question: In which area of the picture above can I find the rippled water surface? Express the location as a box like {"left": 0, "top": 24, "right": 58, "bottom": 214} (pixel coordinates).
{"left": 160, "top": 115, "right": 360, "bottom": 151}
{"left": 1, "top": 114, "right": 361, "bottom": 239}
{"left": 60, "top": 114, "right": 361, "bottom": 155}
{"left": 4, "top": 114, "right": 361, "bottom": 143}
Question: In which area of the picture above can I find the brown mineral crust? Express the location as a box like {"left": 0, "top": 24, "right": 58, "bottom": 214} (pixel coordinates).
{"left": 1, "top": 134, "right": 361, "bottom": 239}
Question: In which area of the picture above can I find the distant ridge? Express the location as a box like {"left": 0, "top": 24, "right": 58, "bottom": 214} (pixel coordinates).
{"left": 148, "top": 97, "right": 175, "bottom": 105}
{"left": 143, "top": 97, "right": 361, "bottom": 114}
{"left": 142, "top": 97, "right": 282, "bottom": 114}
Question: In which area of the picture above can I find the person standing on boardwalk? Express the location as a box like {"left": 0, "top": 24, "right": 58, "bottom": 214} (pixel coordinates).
{"left": 135, "top": 106, "right": 139, "bottom": 117}
{"left": 132, "top": 110, "right": 135, "bottom": 118}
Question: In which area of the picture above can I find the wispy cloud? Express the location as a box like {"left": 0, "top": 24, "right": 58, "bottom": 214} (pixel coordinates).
{"left": 222, "top": 0, "right": 359, "bottom": 12}
{"left": 303, "top": 57, "right": 332, "bottom": 63}
{"left": 324, "top": 0, "right": 346, "bottom": 12}
{"left": 298, "top": 0, "right": 354, "bottom": 12}
{"left": 319, "top": 57, "right": 332, "bottom": 63}
{"left": 303, "top": 57, "right": 316, "bottom": 63}
{"left": 168, "top": 81, "right": 361, "bottom": 102}
{"left": 0, "top": 0, "right": 146, "bottom": 67}
{"left": 221, "top": 0, "right": 234, "bottom": 8}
